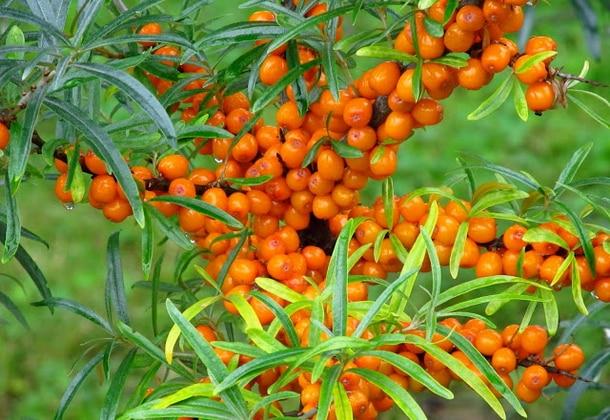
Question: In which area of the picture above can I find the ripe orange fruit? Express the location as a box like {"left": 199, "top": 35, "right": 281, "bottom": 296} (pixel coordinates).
{"left": 513, "top": 54, "right": 548, "bottom": 84}
{"left": 54, "top": 173, "right": 73, "bottom": 203}
{"left": 475, "top": 328, "right": 503, "bottom": 356}
{"left": 520, "top": 325, "right": 548, "bottom": 354}
{"left": 521, "top": 365, "right": 550, "bottom": 390}
{"left": 516, "top": 381, "right": 541, "bottom": 403}
{"left": 369, "top": 146, "right": 397, "bottom": 178}
{"left": 525, "top": 81, "right": 555, "bottom": 112}
{"left": 481, "top": 44, "right": 512, "bottom": 73}
{"left": 158, "top": 154, "right": 189, "bottom": 180}
{"left": 343, "top": 98, "right": 373, "bottom": 128}
{"left": 259, "top": 55, "right": 288, "bottom": 85}
{"left": 369, "top": 61, "right": 401, "bottom": 96}
{"left": 553, "top": 344, "right": 585, "bottom": 371}
{"left": 475, "top": 251, "right": 503, "bottom": 277}
{"left": 457, "top": 58, "right": 491, "bottom": 90}
{"left": 412, "top": 99, "right": 443, "bottom": 126}
{"left": 84, "top": 151, "right": 107, "bottom": 175}
{"left": 137, "top": 23, "right": 162, "bottom": 47}
{"left": 456, "top": 5, "right": 486, "bottom": 31}
{"left": 491, "top": 347, "right": 517, "bottom": 373}
{"left": 103, "top": 199, "right": 132, "bottom": 223}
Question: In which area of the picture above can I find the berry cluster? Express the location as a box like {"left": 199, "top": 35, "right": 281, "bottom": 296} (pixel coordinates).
{"left": 188, "top": 318, "right": 584, "bottom": 419}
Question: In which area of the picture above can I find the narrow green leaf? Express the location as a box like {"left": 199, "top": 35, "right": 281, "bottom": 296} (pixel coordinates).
{"left": 570, "top": 257, "right": 588, "bottom": 315}
{"left": 467, "top": 73, "right": 514, "bottom": 120}
{"left": 431, "top": 52, "right": 469, "bottom": 68}
{"left": 32, "top": 297, "right": 112, "bottom": 333}
{"left": 328, "top": 218, "right": 365, "bottom": 336}
{"left": 0, "top": 7, "right": 69, "bottom": 44}
{"left": 555, "top": 201, "right": 596, "bottom": 275}
{"left": 513, "top": 79, "right": 528, "bottom": 122}
{"left": 105, "top": 232, "right": 130, "bottom": 326}
{"left": 101, "top": 349, "right": 137, "bottom": 420}
{"left": 352, "top": 270, "right": 417, "bottom": 339}
{"left": 523, "top": 227, "right": 569, "bottom": 250}
{"left": 250, "top": 291, "right": 299, "bottom": 347}
{"left": 449, "top": 222, "right": 469, "bottom": 279}
{"left": 150, "top": 196, "right": 243, "bottom": 230}
{"left": 2, "top": 173, "right": 20, "bottom": 262}
{"left": 355, "top": 45, "right": 418, "bottom": 63}
{"left": 423, "top": 17, "right": 444, "bottom": 37}
{"left": 539, "top": 288, "right": 559, "bottom": 336}
{"left": 227, "top": 175, "right": 272, "bottom": 187}
{"left": 332, "top": 381, "right": 353, "bottom": 420}
{"left": 141, "top": 206, "right": 153, "bottom": 280}
{"left": 330, "top": 140, "right": 364, "bottom": 159}
{"left": 255, "top": 277, "right": 306, "bottom": 303}
{"left": 554, "top": 143, "right": 593, "bottom": 193}
{"left": 5, "top": 25, "right": 25, "bottom": 59}
{"left": 0, "top": 290, "right": 29, "bottom": 328}
{"left": 215, "top": 348, "right": 308, "bottom": 393}
{"left": 382, "top": 177, "right": 395, "bottom": 229}
{"left": 567, "top": 92, "right": 610, "bottom": 128}
{"left": 54, "top": 351, "right": 104, "bottom": 420}
{"left": 469, "top": 189, "right": 529, "bottom": 215}
{"left": 514, "top": 51, "right": 557, "bottom": 74}
{"left": 74, "top": 63, "right": 176, "bottom": 146}
{"left": 8, "top": 85, "right": 47, "bottom": 186}
{"left": 0, "top": 222, "right": 52, "bottom": 303}
{"left": 317, "top": 365, "right": 342, "bottom": 420}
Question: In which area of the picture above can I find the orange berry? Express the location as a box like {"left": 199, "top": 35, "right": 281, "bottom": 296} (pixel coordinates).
{"left": 553, "top": 344, "right": 585, "bottom": 371}
{"left": 259, "top": 55, "right": 288, "bottom": 85}
{"left": 516, "top": 381, "right": 541, "bottom": 403}
{"left": 468, "top": 217, "right": 497, "bottom": 244}
{"left": 521, "top": 365, "right": 550, "bottom": 391}
{"left": 481, "top": 43, "right": 512, "bottom": 73}
{"left": 412, "top": 99, "right": 443, "bottom": 126}
{"left": 102, "top": 199, "right": 132, "bottom": 223}
{"left": 457, "top": 58, "right": 491, "bottom": 90}
{"left": 54, "top": 173, "right": 73, "bottom": 203}
{"left": 369, "top": 61, "right": 401, "bottom": 96}
{"left": 168, "top": 178, "right": 196, "bottom": 198}
{"left": 137, "top": 23, "right": 162, "bottom": 47}
{"left": 475, "top": 328, "right": 503, "bottom": 356}
{"left": 343, "top": 98, "right": 373, "bottom": 128}
{"left": 513, "top": 54, "right": 548, "bottom": 85}
{"left": 491, "top": 347, "right": 517, "bottom": 373}
{"left": 84, "top": 151, "right": 107, "bottom": 175}
{"left": 520, "top": 325, "right": 548, "bottom": 354}
{"left": 525, "top": 81, "right": 555, "bottom": 112}
{"left": 594, "top": 278, "right": 610, "bottom": 302}
{"left": 456, "top": 5, "right": 486, "bottom": 31}
{"left": 369, "top": 146, "right": 397, "bottom": 178}
{"left": 158, "top": 154, "right": 189, "bottom": 180}
{"left": 503, "top": 224, "right": 527, "bottom": 251}
{"left": 475, "top": 251, "right": 503, "bottom": 277}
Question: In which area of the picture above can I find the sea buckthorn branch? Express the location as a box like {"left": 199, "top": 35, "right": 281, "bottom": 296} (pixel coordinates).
{"left": 0, "top": 69, "right": 56, "bottom": 126}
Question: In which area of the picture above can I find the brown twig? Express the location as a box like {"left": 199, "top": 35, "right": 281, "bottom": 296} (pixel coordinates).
{"left": 518, "top": 357, "right": 595, "bottom": 383}
{"left": 554, "top": 70, "right": 609, "bottom": 88}
{"left": 94, "top": 47, "right": 125, "bottom": 59}
{"left": 0, "top": 69, "right": 56, "bottom": 126}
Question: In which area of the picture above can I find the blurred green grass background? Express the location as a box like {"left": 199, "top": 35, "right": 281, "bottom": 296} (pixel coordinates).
{"left": 1, "top": 0, "right": 609, "bottom": 419}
